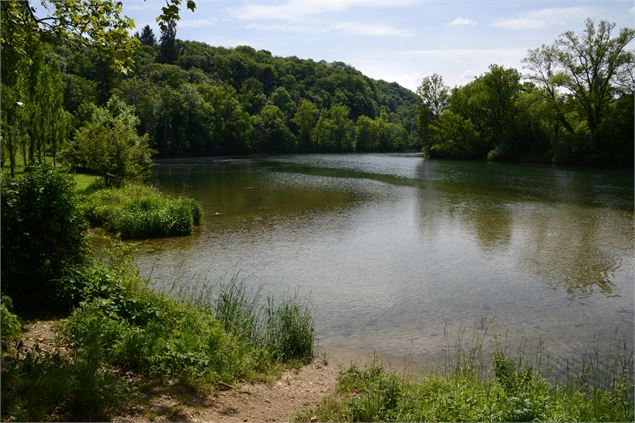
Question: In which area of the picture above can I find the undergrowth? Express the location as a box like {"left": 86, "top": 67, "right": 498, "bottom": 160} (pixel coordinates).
{"left": 80, "top": 184, "right": 202, "bottom": 238}
{"left": 297, "top": 333, "right": 634, "bottom": 423}
{"left": 1, "top": 244, "right": 316, "bottom": 421}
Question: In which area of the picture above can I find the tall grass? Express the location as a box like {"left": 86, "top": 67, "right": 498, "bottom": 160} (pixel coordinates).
{"left": 299, "top": 324, "right": 634, "bottom": 422}
{"left": 80, "top": 184, "right": 202, "bottom": 239}
{"left": 165, "top": 275, "right": 316, "bottom": 365}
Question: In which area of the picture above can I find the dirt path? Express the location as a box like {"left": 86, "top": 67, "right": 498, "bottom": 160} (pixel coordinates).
{"left": 116, "top": 359, "right": 338, "bottom": 423}
{"left": 19, "top": 320, "right": 339, "bottom": 422}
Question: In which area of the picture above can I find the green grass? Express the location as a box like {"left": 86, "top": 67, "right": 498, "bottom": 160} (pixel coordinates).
{"left": 298, "top": 342, "right": 634, "bottom": 423}
{"left": 80, "top": 184, "right": 202, "bottom": 239}
{"left": 1, "top": 243, "right": 317, "bottom": 421}
{"left": 73, "top": 173, "right": 100, "bottom": 193}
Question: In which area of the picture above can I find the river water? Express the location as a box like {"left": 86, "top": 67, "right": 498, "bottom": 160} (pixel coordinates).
{"left": 135, "top": 154, "right": 634, "bottom": 371}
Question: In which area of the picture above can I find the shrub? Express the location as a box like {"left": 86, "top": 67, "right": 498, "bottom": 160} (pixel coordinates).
{"left": 1, "top": 348, "right": 130, "bottom": 421}
{"left": 0, "top": 297, "right": 21, "bottom": 353}
{"left": 80, "top": 184, "right": 202, "bottom": 239}
{"left": 301, "top": 351, "right": 634, "bottom": 423}
{"left": 0, "top": 166, "right": 88, "bottom": 312}
{"left": 60, "top": 96, "right": 154, "bottom": 187}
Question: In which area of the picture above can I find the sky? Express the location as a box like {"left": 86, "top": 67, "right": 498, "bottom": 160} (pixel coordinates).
{"left": 123, "top": 0, "right": 635, "bottom": 91}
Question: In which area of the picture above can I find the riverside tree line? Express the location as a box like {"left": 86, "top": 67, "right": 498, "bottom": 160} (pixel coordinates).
{"left": 2, "top": 2, "right": 634, "bottom": 183}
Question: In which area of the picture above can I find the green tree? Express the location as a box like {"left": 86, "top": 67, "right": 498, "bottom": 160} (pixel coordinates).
{"left": 523, "top": 19, "right": 634, "bottom": 160}
{"left": 252, "top": 105, "right": 293, "bottom": 153}
{"left": 60, "top": 97, "right": 154, "bottom": 186}
{"left": 428, "top": 110, "right": 482, "bottom": 159}
{"left": 416, "top": 74, "right": 449, "bottom": 156}
{"left": 355, "top": 115, "right": 376, "bottom": 152}
{"left": 293, "top": 100, "right": 319, "bottom": 153}
{"left": 314, "top": 104, "right": 354, "bottom": 152}
{"left": 270, "top": 87, "right": 297, "bottom": 121}
{"left": 1, "top": 167, "right": 87, "bottom": 312}
{"left": 138, "top": 25, "right": 157, "bottom": 46}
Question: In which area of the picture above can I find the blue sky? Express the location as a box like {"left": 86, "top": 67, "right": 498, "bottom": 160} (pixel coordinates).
{"left": 123, "top": 0, "right": 635, "bottom": 91}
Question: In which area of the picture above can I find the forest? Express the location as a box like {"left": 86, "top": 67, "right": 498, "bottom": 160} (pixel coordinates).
{"left": 2, "top": 0, "right": 633, "bottom": 175}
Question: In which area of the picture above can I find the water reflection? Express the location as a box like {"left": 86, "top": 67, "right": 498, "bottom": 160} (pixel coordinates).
{"left": 138, "top": 155, "right": 633, "bottom": 369}
{"left": 412, "top": 159, "right": 632, "bottom": 298}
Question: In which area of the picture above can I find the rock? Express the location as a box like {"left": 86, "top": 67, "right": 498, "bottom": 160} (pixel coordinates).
{"left": 310, "top": 416, "right": 318, "bottom": 422}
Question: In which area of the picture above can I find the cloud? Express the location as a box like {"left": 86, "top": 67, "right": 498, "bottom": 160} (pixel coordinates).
{"left": 231, "top": 0, "right": 419, "bottom": 21}
{"left": 396, "top": 48, "right": 526, "bottom": 61}
{"left": 247, "top": 21, "right": 413, "bottom": 38}
{"left": 333, "top": 22, "right": 413, "bottom": 37}
{"left": 179, "top": 18, "right": 217, "bottom": 28}
{"left": 449, "top": 17, "right": 476, "bottom": 27}
{"left": 491, "top": 6, "right": 596, "bottom": 30}
{"left": 629, "top": 6, "right": 635, "bottom": 15}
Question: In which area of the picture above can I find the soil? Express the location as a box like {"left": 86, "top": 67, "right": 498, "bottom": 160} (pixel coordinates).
{"left": 114, "top": 359, "right": 338, "bottom": 423}
{"left": 17, "top": 319, "right": 340, "bottom": 423}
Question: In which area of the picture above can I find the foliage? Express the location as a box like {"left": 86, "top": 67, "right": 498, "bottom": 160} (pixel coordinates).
{"left": 208, "top": 279, "right": 315, "bottom": 364}
{"left": 263, "top": 297, "right": 315, "bottom": 363}
{"left": 0, "top": 166, "right": 87, "bottom": 312}
{"left": 1, "top": 349, "right": 131, "bottom": 421}
{"left": 415, "top": 20, "right": 633, "bottom": 165}
{"left": 300, "top": 351, "right": 634, "bottom": 422}
{"left": 60, "top": 96, "right": 154, "bottom": 187}
{"left": 80, "top": 184, "right": 202, "bottom": 238}
{"left": 0, "top": 298, "right": 21, "bottom": 353}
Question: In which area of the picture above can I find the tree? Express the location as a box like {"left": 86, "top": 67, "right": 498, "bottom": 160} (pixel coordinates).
{"left": 1, "top": 167, "right": 87, "bottom": 312}
{"left": 252, "top": 105, "right": 293, "bottom": 153}
{"left": 314, "top": 104, "right": 354, "bottom": 152}
{"left": 355, "top": 115, "right": 376, "bottom": 152}
{"left": 416, "top": 74, "right": 449, "bottom": 116}
{"left": 60, "top": 97, "right": 154, "bottom": 186}
{"left": 158, "top": 20, "right": 179, "bottom": 64}
{"left": 293, "top": 100, "right": 319, "bottom": 152}
{"left": 416, "top": 74, "right": 449, "bottom": 154}
{"left": 428, "top": 111, "right": 482, "bottom": 159}
{"left": 523, "top": 19, "right": 634, "bottom": 147}
{"left": 138, "top": 25, "right": 157, "bottom": 46}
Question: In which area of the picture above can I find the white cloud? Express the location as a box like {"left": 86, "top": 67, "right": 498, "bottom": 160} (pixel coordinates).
{"left": 629, "top": 6, "right": 635, "bottom": 15}
{"left": 449, "top": 17, "right": 476, "bottom": 27}
{"left": 247, "top": 21, "right": 413, "bottom": 38}
{"left": 179, "top": 18, "right": 217, "bottom": 28}
{"left": 333, "top": 22, "right": 413, "bottom": 37}
{"left": 231, "top": 0, "right": 419, "bottom": 21}
{"left": 396, "top": 48, "right": 526, "bottom": 61}
{"left": 491, "top": 6, "right": 596, "bottom": 30}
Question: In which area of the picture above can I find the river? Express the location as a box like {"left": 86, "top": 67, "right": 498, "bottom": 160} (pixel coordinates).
{"left": 135, "top": 154, "right": 634, "bottom": 372}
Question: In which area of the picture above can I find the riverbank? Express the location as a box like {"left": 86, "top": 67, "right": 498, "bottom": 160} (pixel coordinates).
{"left": 7, "top": 318, "right": 336, "bottom": 422}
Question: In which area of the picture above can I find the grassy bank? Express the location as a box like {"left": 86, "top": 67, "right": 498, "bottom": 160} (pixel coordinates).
{"left": 80, "top": 184, "right": 202, "bottom": 239}
{"left": 1, "top": 245, "right": 315, "bottom": 421}
{"left": 1, "top": 168, "right": 314, "bottom": 421}
{"left": 298, "top": 343, "right": 634, "bottom": 422}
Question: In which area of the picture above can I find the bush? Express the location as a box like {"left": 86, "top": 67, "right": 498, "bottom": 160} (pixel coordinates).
{"left": 0, "top": 297, "right": 21, "bottom": 353}
{"left": 301, "top": 350, "right": 634, "bottom": 422}
{"left": 1, "top": 166, "right": 88, "bottom": 312}
{"left": 1, "top": 348, "right": 130, "bottom": 421}
{"left": 60, "top": 96, "right": 154, "bottom": 187}
{"left": 80, "top": 184, "right": 202, "bottom": 239}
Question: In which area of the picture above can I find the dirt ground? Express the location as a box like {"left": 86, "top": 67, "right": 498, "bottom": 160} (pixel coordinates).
{"left": 114, "top": 359, "right": 338, "bottom": 423}
{"left": 18, "top": 320, "right": 339, "bottom": 422}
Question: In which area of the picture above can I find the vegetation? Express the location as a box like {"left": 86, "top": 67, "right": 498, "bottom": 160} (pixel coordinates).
{"left": 60, "top": 97, "right": 155, "bottom": 187}
{"left": 299, "top": 344, "right": 634, "bottom": 422}
{"left": 80, "top": 184, "right": 202, "bottom": 239}
{"left": 418, "top": 20, "right": 634, "bottom": 165}
{"left": 1, "top": 166, "right": 88, "bottom": 313}
{"left": 0, "top": 168, "right": 315, "bottom": 421}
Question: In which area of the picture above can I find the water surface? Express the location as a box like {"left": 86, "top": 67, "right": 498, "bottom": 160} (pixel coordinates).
{"left": 135, "top": 154, "right": 634, "bottom": 371}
